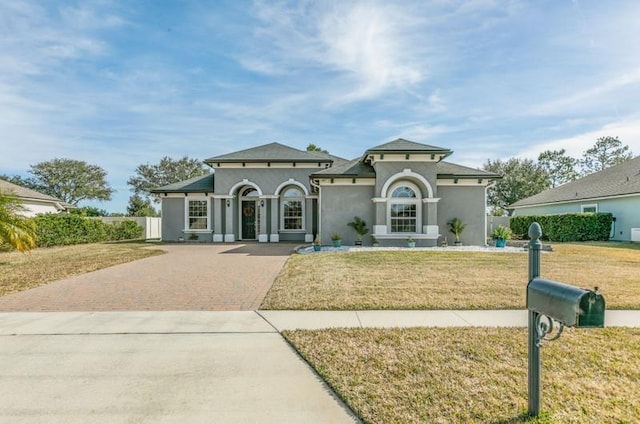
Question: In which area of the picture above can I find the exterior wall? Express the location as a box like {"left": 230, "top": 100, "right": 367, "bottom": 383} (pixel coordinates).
{"left": 512, "top": 196, "right": 640, "bottom": 241}
{"left": 161, "top": 198, "right": 185, "bottom": 241}
{"left": 437, "top": 185, "right": 487, "bottom": 246}
{"left": 320, "top": 185, "right": 375, "bottom": 246}
{"left": 214, "top": 168, "right": 322, "bottom": 195}
{"left": 373, "top": 162, "right": 437, "bottom": 197}
{"left": 17, "top": 200, "right": 62, "bottom": 217}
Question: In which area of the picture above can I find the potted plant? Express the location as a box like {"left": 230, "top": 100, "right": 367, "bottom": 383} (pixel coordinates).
{"left": 372, "top": 237, "right": 379, "bottom": 247}
{"left": 407, "top": 236, "right": 416, "bottom": 248}
{"left": 330, "top": 232, "right": 342, "bottom": 248}
{"left": 491, "top": 225, "right": 512, "bottom": 248}
{"left": 347, "top": 216, "right": 369, "bottom": 246}
{"left": 448, "top": 217, "right": 466, "bottom": 246}
{"left": 313, "top": 234, "right": 322, "bottom": 252}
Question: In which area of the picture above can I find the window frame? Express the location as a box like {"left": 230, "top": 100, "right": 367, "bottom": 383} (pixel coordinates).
{"left": 184, "top": 196, "right": 211, "bottom": 232}
{"left": 280, "top": 187, "right": 305, "bottom": 232}
{"left": 581, "top": 204, "right": 598, "bottom": 213}
{"left": 387, "top": 181, "right": 422, "bottom": 234}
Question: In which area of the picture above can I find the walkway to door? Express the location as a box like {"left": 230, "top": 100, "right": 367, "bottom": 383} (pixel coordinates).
{"left": 0, "top": 243, "right": 293, "bottom": 312}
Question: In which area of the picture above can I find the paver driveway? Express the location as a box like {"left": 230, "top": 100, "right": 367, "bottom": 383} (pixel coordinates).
{"left": 0, "top": 243, "right": 293, "bottom": 312}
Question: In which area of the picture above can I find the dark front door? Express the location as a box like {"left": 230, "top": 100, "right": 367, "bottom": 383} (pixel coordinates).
{"left": 241, "top": 200, "right": 256, "bottom": 240}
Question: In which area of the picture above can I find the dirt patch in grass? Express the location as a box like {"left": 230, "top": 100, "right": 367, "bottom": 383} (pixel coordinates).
{"left": 0, "top": 242, "right": 165, "bottom": 297}
{"left": 285, "top": 327, "right": 640, "bottom": 423}
{"left": 261, "top": 243, "right": 640, "bottom": 310}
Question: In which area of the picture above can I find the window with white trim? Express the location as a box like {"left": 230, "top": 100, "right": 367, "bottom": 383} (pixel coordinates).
{"left": 187, "top": 199, "right": 208, "bottom": 230}
{"left": 281, "top": 187, "right": 304, "bottom": 230}
{"left": 388, "top": 182, "right": 421, "bottom": 233}
{"left": 581, "top": 204, "right": 597, "bottom": 213}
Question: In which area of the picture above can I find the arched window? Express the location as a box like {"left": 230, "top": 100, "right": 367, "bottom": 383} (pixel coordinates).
{"left": 281, "top": 187, "right": 304, "bottom": 230}
{"left": 388, "top": 182, "right": 421, "bottom": 233}
{"left": 241, "top": 187, "right": 259, "bottom": 197}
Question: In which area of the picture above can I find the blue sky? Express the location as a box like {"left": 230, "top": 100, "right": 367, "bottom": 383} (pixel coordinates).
{"left": 1, "top": 0, "right": 640, "bottom": 213}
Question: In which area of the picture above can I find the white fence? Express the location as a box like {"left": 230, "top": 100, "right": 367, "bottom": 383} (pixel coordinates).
{"left": 98, "top": 217, "right": 161, "bottom": 240}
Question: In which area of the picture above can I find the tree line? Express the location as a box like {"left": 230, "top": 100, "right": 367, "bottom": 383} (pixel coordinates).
{"left": 0, "top": 138, "right": 633, "bottom": 219}
{"left": 483, "top": 136, "right": 633, "bottom": 215}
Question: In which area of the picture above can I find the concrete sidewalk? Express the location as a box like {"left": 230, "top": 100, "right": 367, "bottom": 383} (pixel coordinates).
{"left": 0, "top": 312, "right": 359, "bottom": 424}
{"left": 1, "top": 310, "right": 638, "bottom": 423}
{"left": 258, "top": 309, "right": 640, "bottom": 331}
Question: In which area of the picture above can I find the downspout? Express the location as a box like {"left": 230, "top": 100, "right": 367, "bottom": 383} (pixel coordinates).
{"left": 310, "top": 178, "right": 321, "bottom": 239}
{"left": 484, "top": 181, "right": 497, "bottom": 246}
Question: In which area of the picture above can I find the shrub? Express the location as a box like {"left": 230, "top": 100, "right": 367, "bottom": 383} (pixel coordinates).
{"left": 107, "top": 220, "right": 144, "bottom": 240}
{"left": 510, "top": 213, "right": 613, "bottom": 242}
{"left": 31, "top": 214, "right": 143, "bottom": 247}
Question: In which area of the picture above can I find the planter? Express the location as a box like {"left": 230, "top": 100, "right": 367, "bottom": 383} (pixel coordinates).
{"left": 313, "top": 244, "right": 322, "bottom": 252}
{"left": 407, "top": 241, "right": 416, "bottom": 248}
{"left": 454, "top": 241, "right": 462, "bottom": 246}
{"left": 332, "top": 240, "right": 342, "bottom": 248}
{"left": 495, "top": 238, "right": 506, "bottom": 248}
{"left": 354, "top": 240, "right": 363, "bottom": 246}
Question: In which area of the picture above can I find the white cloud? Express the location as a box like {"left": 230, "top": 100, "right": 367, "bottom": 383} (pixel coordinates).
{"left": 517, "top": 118, "right": 640, "bottom": 160}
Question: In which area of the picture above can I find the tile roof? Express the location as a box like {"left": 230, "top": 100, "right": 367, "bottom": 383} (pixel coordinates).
{"left": 0, "top": 179, "right": 68, "bottom": 205}
{"left": 511, "top": 156, "right": 640, "bottom": 208}
{"left": 204, "top": 142, "right": 341, "bottom": 163}
{"left": 436, "top": 161, "right": 501, "bottom": 179}
{"left": 311, "top": 159, "right": 376, "bottom": 178}
{"left": 365, "top": 138, "right": 453, "bottom": 154}
{"left": 311, "top": 159, "right": 501, "bottom": 179}
{"left": 151, "top": 173, "right": 215, "bottom": 193}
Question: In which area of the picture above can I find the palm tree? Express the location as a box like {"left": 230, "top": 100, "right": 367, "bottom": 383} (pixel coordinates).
{"left": 0, "top": 192, "right": 37, "bottom": 252}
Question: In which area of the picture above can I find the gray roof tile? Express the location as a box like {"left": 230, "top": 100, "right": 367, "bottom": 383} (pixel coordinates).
{"left": 366, "top": 138, "right": 452, "bottom": 154}
{"left": 311, "top": 159, "right": 376, "bottom": 178}
{"left": 511, "top": 156, "right": 640, "bottom": 208}
{"left": 0, "top": 179, "right": 68, "bottom": 205}
{"left": 205, "top": 142, "right": 341, "bottom": 163}
{"left": 151, "top": 173, "right": 214, "bottom": 193}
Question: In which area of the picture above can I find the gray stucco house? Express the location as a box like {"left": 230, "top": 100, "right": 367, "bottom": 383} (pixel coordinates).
{"left": 510, "top": 156, "right": 640, "bottom": 242}
{"left": 152, "top": 139, "right": 500, "bottom": 246}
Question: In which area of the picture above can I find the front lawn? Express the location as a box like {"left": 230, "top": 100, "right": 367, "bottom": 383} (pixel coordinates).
{"left": 261, "top": 243, "right": 640, "bottom": 310}
{"left": 0, "top": 242, "right": 165, "bottom": 297}
{"left": 285, "top": 327, "right": 640, "bottom": 423}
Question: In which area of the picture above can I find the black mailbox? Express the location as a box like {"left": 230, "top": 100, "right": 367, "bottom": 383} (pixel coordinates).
{"left": 527, "top": 278, "right": 605, "bottom": 328}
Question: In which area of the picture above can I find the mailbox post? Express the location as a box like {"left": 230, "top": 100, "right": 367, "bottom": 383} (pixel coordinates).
{"left": 526, "top": 223, "right": 605, "bottom": 417}
{"left": 527, "top": 223, "right": 542, "bottom": 416}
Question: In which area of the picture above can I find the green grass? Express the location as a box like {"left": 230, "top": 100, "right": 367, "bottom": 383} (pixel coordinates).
{"left": 0, "top": 242, "right": 165, "bottom": 296}
{"left": 261, "top": 243, "right": 640, "bottom": 310}
{"left": 285, "top": 327, "right": 640, "bottom": 423}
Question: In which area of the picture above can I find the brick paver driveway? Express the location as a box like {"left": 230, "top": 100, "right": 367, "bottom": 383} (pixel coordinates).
{"left": 0, "top": 243, "right": 293, "bottom": 312}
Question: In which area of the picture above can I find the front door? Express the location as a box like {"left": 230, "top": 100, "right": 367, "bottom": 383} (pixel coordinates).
{"left": 241, "top": 200, "right": 257, "bottom": 240}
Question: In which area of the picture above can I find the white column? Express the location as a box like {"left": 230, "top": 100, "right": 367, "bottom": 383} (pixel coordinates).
{"left": 270, "top": 198, "right": 279, "bottom": 242}
{"left": 258, "top": 198, "right": 268, "bottom": 242}
{"left": 304, "top": 198, "right": 313, "bottom": 242}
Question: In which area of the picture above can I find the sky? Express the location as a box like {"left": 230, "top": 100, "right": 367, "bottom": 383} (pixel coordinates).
{"left": 1, "top": 0, "right": 640, "bottom": 213}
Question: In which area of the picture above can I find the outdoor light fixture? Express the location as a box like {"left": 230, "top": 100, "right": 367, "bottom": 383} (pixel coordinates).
{"left": 260, "top": 200, "right": 265, "bottom": 207}
{"left": 226, "top": 199, "right": 230, "bottom": 207}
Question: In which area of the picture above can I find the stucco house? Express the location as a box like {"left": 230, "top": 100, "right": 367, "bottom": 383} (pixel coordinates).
{"left": 0, "top": 179, "right": 72, "bottom": 217}
{"left": 152, "top": 139, "right": 500, "bottom": 246}
{"left": 510, "top": 156, "right": 640, "bottom": 242}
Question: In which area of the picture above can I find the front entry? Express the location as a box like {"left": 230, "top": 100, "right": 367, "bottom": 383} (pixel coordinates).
{"left": 241, "top": 200, "right": 257, "bottom": 240}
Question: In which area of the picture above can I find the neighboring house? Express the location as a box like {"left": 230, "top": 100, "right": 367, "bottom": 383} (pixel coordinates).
{"left": 0, "top": 179, "right": 73, "bottom": 217}
{"left": 510, "top": 156, "right": 640, "bottom": 242}
{"left": 152, "top": 139, "right": 500, "bottom": 246}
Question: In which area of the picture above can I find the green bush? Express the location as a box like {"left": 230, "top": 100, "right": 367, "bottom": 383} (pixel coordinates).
{"left": 510, "top": 213, "right": 613, "bottom": 242}
{"left": 31, "top": 214, "right": 143, "bottom": 247}
{"left": 108, "top": 220, "right": 144, "bottom": 240}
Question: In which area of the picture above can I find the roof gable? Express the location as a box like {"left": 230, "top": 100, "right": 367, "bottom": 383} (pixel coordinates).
{"left": 365, "top": 138, "right": 452, "bottom": 154}
{"left": 205, "top": 142, "right": 337, "bottom": 163}
{"left": 511, "top": 156, "right": 640, "bottom": 208}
